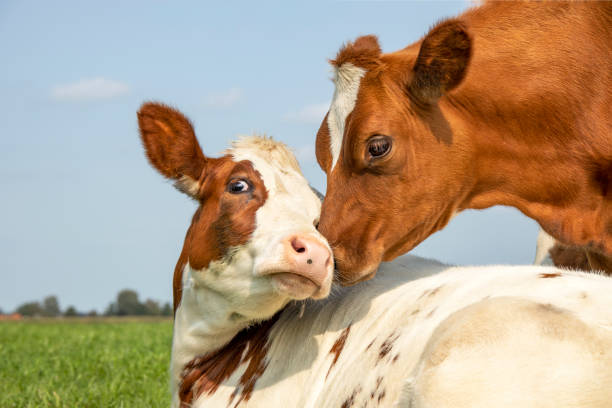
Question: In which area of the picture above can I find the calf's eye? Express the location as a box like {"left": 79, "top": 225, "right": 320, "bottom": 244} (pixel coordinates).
{"left": 367, "top": 136, "right": 392, "bottom": 159}
{"left": 228, "top": 179, "right": 251, "bottom": 194}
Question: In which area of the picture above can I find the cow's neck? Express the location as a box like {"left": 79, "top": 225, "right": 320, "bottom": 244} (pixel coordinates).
{"left": 171, "top": 262, "right": 285, "bottom": 407}
{"left": 445, "top": 89, "right": 611, "bottom": 255}
{"left": 440, "top": 2, "right": 611, "bottom": 256}
{"left": 170, "top": 265, "right": 251, "bottom": 397}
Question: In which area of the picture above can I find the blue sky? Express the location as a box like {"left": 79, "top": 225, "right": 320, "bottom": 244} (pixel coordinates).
{"left": 0, "top": 1, "right": 539, "bottom": 312}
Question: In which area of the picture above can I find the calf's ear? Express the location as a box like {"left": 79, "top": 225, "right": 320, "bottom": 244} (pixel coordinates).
{"left": 409, "top": 19, "right": 472, "bottom": 105}
{"left": 137, "top": 102, "right": 207, "bottom": 198}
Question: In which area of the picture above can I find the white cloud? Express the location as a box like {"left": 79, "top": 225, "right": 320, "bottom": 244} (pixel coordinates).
{"left": 51, "top": 77, "right": 130, "bottom": 102}
{"left": 205, "top": 88, "right": 243, "bottom": 108}
{"left": 284, "top": 102, "right": 329, "bottom": 124}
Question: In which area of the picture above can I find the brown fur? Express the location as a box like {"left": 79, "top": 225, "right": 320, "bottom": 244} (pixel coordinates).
{"left": 331, "top": 35, "right": 382, "bottom": 71}
{"left": 326, "top": 325, "right": 351, "bottom": 378}
{"left": 179, "top": 313, "right": 280, "bottom": 408}
{"left": 539, "top": 272, "right": 562, "bottom": 279}
{"left": 549, "top": 244, "right": 591, "bottom": 272}
{"left": 137, "top": 103, "right": 206, "bottom": 185}
{"left": 316, "top": 1, "right": 612, "bottom": 282}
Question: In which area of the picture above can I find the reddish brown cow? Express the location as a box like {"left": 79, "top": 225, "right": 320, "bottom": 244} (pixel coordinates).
{"left": 316, "top": 1, "right": 611, "bottom": 283}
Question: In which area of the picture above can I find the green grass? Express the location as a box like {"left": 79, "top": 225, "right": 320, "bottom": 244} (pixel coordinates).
{"left": 0, "top": 319, "right": 173, "bottom": 408}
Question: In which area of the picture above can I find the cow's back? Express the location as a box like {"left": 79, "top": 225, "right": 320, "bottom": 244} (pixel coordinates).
{"left": 406, "top": 296, "right": 612, "bottom": 408}
{"left": 457, "top": 1, "right": 611, "bottom": 145}
{"left": 192, "top": 256, "right": 612, "bottom": 407}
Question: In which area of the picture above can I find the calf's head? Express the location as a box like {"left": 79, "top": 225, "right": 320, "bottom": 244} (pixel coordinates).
{"left": 138, "top": 103, "right": 333, "bottom": 320}
{"left": 316, "top": 21, "right": 472, "bottom": 284}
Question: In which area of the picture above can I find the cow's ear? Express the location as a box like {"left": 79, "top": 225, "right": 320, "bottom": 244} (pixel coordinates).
{"left": 409, "top": 19, "right": 472, "bottom": 105}
{"left": 137, "top": 102, "right": 207, "bottom": 198}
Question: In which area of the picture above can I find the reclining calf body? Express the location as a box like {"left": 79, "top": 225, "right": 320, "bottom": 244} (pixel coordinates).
{"left": 174, "top": 258, "right": 612, "bottom": 408}
{"left": 138, "top": 103, "right": 612, "bottom": 408}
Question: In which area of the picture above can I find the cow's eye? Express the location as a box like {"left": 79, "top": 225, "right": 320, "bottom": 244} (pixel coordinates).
{"left": 228, "top": 179, "right": 251, "bottom": 194}
{"left": 367, "top": 136, "right": 392, "bottom": 159}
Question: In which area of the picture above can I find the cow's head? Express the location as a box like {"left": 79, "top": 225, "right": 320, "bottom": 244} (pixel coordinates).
{"left": 316, "top": 20, "right": 472, "bottom": 284}
{"left": 138, "top": 103, "right": 333, "bottom": 319}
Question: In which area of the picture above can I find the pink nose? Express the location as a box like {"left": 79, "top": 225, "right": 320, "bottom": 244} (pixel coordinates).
{"left": 283, "top": 235, "right": 332, "bottom": 287}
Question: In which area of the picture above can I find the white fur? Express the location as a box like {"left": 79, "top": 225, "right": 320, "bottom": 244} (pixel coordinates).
{"left": 174, "top": 175, "right": 201, "bottom": 197}
{"left": 180, "top": 255, "right": 612, "bottom": 407}
{"left": 327, "top": 63, "right": 366, "bottom": 170}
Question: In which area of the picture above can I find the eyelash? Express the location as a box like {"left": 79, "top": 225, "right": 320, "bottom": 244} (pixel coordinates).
{"left": 366, "top": 136, "right": 392, "bottom": 160}
{"left": 227, "top": 179, "right": 251, "bottom": 194}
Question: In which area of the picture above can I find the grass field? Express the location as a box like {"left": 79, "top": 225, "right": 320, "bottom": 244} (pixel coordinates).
{"left": 0, "top": 318, "right": 173, "bottom": 407}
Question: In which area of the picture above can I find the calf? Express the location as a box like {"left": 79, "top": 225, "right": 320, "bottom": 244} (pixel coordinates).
{"left": 137, "top": 102, "right": 334, "bottom": 405}
{"left": 140, "top": 104, "right": 612, "bottom": 407}
{"left": 315, "top": 1, "right": 612, "bottom": 281}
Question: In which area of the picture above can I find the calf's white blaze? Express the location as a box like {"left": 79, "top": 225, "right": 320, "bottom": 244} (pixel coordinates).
{"left": 229, "top": 137, "right": 330, "bottom": 293}
{"left": 327, "top": 63, "right": 366, "bottom": 170}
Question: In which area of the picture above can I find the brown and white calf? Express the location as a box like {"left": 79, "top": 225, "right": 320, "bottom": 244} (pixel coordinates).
{"left": 137, "top": 102, "right": 333, "bottom": 404}
{"left": 139, "top": 104, "right": 612, "bottom": 407}
{"left": 315, "top": 1, "right": 612, "bottom": 281}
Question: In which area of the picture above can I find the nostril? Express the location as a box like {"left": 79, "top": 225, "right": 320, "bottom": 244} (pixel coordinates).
{"left": 291, "top": 237, "right": 307, "bottom": 254}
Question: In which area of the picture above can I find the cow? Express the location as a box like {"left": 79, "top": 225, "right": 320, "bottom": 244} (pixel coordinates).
{"left": 139, "top": 103, "right": 612, "bottom": 407}
{"left": 137, "top": 102, "right": 334, "bottom": 404}
{"left": 315, "top": 1, "right": 612, "bottom": 283}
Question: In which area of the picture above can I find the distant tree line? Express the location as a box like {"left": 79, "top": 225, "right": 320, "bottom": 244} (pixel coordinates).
{"left": 9, "top": 290, "right": 172, "bottom": 317}
{"left": 103, "top": 289, "right": 172, "bottom": 316}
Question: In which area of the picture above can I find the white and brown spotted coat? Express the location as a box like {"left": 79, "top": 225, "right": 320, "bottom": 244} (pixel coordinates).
{"left": 178, "top": 255, "right": 612, "bottom": 408}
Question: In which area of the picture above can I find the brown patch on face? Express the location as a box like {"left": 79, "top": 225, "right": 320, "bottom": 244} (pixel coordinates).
{"left": 179, "top": 313, "right": 280, "bottom": 407}
{"left": 172, "top": 157, "right": 268, "bottom": 310}
{"left": 539, "top": 272, "right": 562, "bottom": 279}
{"left": 331, "top": 35, "right": 381, "bottom": 70}
{"left": 326, "top": 324, "right": 351, "bottom": 379}
{"left": 315, "top": 113, "right": 332, "bottom": 173}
